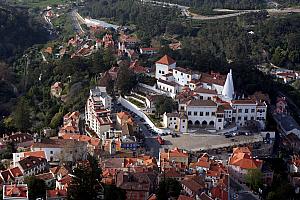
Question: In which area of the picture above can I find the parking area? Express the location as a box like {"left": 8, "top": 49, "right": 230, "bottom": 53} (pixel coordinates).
{"left": 161, "top": 133, "right": 263, "bottom": 152}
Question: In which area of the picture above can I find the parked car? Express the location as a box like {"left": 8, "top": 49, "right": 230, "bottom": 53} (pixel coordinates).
{"left": 140, "top": 118, "right": 145, "bottom": 122}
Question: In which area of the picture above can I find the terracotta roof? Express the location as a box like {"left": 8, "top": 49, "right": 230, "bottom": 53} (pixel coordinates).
{"left": 194, "top": 87, "right": 217, "bottom": 95}
{"left": 47, "top": 189, "right": 67, "bottom": 198}
{"left": 32, "top": 139, "right": 85, "bottom": 148}
{"left": 187, "top": 99, "right": 217, "bottom": 107}
{"left": 181, "top": 175, "right": 205, "bottom": 194}
{"left": 18, "top": 156, "right": 47, "bottom": 171}
{"left": 61, "top": 133, "right": 100, "bottom": 147}
{"left": 4, "top": 184, "right": 28, "bottom": 198}
{"left": 24, "top": 151, "right": 46, "bottom": 159}
{"left": 229, "top": 154, "right": 262, "bottom": 169}
{"left": 9, "top": 167, "right": 23, "bottom": 178}
{"left": 231, "top": 99, "right": 256, "bottom": 105}
{"left": 199, "top": 192, "right": 213, "bottom": 200}
{"left": 50, "top": 165, "right": 71, "bottom": 177}
{"left": 200, "top": 73, "right": 226, "bottom": 86}
{"left": 156, "top": 55, "right": 176, "bottom": 65}
{"left": 232, "top": 147, "right": 251, "bottom": 154}
{"left": 36, "top": 172, "right": 54, "bottom": 180}
{"left": 177, "top": 195, "right": 194, "bottom": 200}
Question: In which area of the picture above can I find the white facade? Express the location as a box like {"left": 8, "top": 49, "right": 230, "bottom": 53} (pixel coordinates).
{"left": 85, "top": 87, "right": 113, "bottom": 138}
{"left": 231, "top": 100, "right": 267, "bottom": 129}
{"left": 185, "top": 100, "right": 218, "bottom": 128}
{"left": 172, "top": 68, "right": 192, "bottom": 86}
{"left": 31, "top": 140, "right": 87, "bottom": 163}
{"left": 163, "top": 113, "right": 188, "bottom": 133}
{"left": 157, "top": 79, "right": 179, "bottom": 98}
{"left": 155, "top": 62, "right": 176, "bottom": 80}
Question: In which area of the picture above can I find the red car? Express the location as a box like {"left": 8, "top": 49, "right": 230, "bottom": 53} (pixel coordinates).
{"left": 157, "top": 136, "right": 165, "bottom": 145}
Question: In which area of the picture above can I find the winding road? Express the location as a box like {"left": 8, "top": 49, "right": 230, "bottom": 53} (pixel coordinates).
{"left": 140, "top": 0, "right": 300, "bottom": 20}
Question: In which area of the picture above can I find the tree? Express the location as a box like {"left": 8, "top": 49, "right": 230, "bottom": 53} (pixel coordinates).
{"left": 24, "top": 176, "right": 46, "bottom": 200}
{"left": 115, "top": 65, "right": 137, "bottom": 95}
{"left": 245, "top": 169, "right": 263, "bottom": 191}
{"left": 12, "top": 97, "right": 31, "bottom": 131}
{"left": 157, "top": 178, "right": 182, "bottom": 200}
{"left": 155, "top": 96, "right": 178, "bottom": 115}
{"left": 67, "top": 155, "right": 103, "bottom": 200}
{"left": 104, "top": 185, "right": 126, "bottom": 200}
{"left": 49, "top": 111, "right": 64, "bottom": 129}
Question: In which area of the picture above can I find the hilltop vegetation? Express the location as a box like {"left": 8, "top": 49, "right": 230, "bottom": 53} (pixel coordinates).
{"left": 0, "top": 4, "right": 49, "bottom": 62}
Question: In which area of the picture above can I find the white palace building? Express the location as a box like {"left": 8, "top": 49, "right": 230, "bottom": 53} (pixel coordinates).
{"left": 155, "top": 55, "right": 267, "bottom": 132}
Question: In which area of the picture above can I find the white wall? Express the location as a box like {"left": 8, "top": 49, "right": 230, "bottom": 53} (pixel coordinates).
{"left": 118, "top": 96, "right": 170, "bottom": 134}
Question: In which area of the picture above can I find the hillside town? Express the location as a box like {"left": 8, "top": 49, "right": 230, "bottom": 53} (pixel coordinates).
{"left": 1, "top": 1, "right": 300, "bottom": 200}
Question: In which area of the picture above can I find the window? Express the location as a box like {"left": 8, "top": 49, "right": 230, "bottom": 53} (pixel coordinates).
{"left": 208, "top": 97, "right": 211, "bottom": 100}
{"left": 200, "top": 96, "right": 203, "bottom": 100}
{"left": 206, "top": 112, "right": 209, "bottom": 116}
{"left": 251, "top": 109, "right": 255, "bottom": 113}
{"left": 182, "top": 120, "right": 185, "bottom": 122}
{"left": 218, "top": 119, "right": 222, "bottom": 122}
{"left": 200, "top": 112, "right": 203, "bottom": 116}
{"left": 188, "top": 111, "right": 191, "bottom": 116}
{"left": 159, "top": 70, "right": 161, "bottom": 74}
{"left": 175, "top": 71, "right": 177, "bottom": 74}
{"left": 181, "top": 72, "right": 183, "bottom": 76}
{"left": 181, "top": 106, "right": 184, "bottom": 110}
{"left": 162, "top": 71, "right": 165, "bottom": 74}
{"left": 251, "top": 117, "right": 254, "bottom": 120}
{"left": 187, "top": 75, "right": 190, "bottom": 78}
{"left": 50, "top": 151, "right": 53, "bottom": 154}
{"left": 194, "top": 112, "right": 198, "bottom": 116}
{"left": 244, "top": 117, "right": 248, "bottom": 121}
{"left": 245, "top": 109, "right": 248, "bottom": 113}
{"left": 238, "top": 117, "right": 241, "bottom": 120}
{"left": 173, "top": 117, "right": 176, "bottom": 120}
{"left": 238, "top": 109, "right": 242, "bottom": 113}
{"left": 212, "top": 112, "right": 215, "bottom": 116}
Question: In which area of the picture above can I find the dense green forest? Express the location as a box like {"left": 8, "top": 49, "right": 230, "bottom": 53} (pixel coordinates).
{"left": 0, "top": 4, "right": 49, "bottom": 62}
{"left": 161, "top": 0, "right": 266, "bottom": 10}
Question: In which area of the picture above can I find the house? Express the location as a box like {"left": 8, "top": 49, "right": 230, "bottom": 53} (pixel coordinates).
{"left": 116, "top": 171, "right": 157, "bottom": 200}
{"left": 16, "top": 156, "right": 49, "bottom": 177}
{"left": 159, "top": 147, "right": 189, "bottom": 172}
{"left": 199, "top": 192, "right": 213, "bottom": 200}
{"left": 275, "top": 97, "right": 288, "bottom": 114}
{"left": 31, "top": 139, "right": 88, "bottom": 163}
{"left": 46, "top": 189, "right": 67, "bottom": 200}
{"left": 130, "top": 60, "right": 148, "bottom": 74}
{"left": 2, "top": 132, "right": 34, "bottom": 149}
{"left": 51, "top": 82, "right": 63, "bottom": 98}
{"left": 59, "top": 111, "right": 80, "bottom": 136}
{"left": 139, "top": 47, "right": 159, "bottom": 55}
{"left": 273, "top": 113, "right": 300, "bottom": 138}
{"left": 120, "top": 136, "right": 138, "bottom": 152}
{"left": 181, "top": 175, "right": 206, "bottom": 198}
{"left": 117, "top": 111, "right": 139, "bottom": 135}
{"left": 155, "top": 55, "right": 176, "bottom": 80}
{"left": 36, "top": 172, "right": 55, "bottom": 188}
{"left": 177, "top": 195, "right": 194, "bottom": 200}
{"left": 0, "top": 167, "right": 23, "bottom": 184}
{"left": 163, "top": 112, "right": 188, "bottom": 133}
{"left": 228, "top": 147, "right": 263, "bottom": 183}
{"left": 189, "top": 153, "right": 211, "bottom": 174}
{"left": 2, "top": 184, "right": 29, "bottom": 200}
{"left": 13, "top": 150, "right": 46, "bottom": 167}
{"left": 85, "top": 86, "right": 113, "bottom": 139}
{"left": 60, "top": 133, "right": 101, "bottom": 156}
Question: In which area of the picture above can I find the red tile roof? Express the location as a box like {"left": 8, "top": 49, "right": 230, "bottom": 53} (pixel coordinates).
{"left": 4, "top": 184, "right": 28, "bottom": 199}
{"left": 156, "top": 55, "right": 176, "bottom": 65}
{"left": 47, "top": 189, "right": 67, "bottom": 198}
